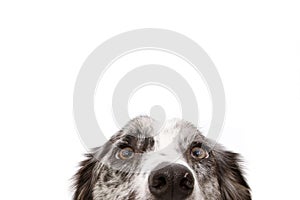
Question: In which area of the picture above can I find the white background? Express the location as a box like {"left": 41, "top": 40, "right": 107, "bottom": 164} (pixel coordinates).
{"left": 0, "top": 1, "right": 299, "bottom": 199}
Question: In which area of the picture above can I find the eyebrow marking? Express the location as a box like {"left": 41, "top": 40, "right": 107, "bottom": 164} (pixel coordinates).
{"left": 117, "top": 134, "right": 155, "bottom": 153}
{"left": 122, "top": 135, "right": 136, "bottom": 144}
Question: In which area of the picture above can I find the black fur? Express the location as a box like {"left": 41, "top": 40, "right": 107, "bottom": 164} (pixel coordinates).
{"left": 215, "top": 151, "right": 251, "bottom": 200}
{"left": 73, "top": 154, "right": 97, "bottom": 200}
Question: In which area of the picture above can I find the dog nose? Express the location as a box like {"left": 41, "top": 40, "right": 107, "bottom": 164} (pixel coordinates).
{"left": 148, "top": 163, "right": 194, "bottom": 199}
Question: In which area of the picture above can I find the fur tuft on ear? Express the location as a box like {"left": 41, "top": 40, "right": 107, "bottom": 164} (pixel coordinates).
{"left": 73, "top": 154, "right": 98, "bottom": 200}
{"left": 215, "top": 150, "right": 251, "bottom": 200}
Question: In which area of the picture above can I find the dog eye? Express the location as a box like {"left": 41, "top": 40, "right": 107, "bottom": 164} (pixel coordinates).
{"left": 118, "top": 147, "right": 134, "bottom": 160}
{"left": 191, "top": 147, "right": 208, "bottom": 160}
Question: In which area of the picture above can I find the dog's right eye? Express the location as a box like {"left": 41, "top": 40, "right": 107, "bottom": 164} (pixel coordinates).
{"left": 118, "top": 147, "right": 134, "bottom": 160}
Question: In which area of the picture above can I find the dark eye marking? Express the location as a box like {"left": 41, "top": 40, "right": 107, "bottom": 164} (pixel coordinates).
{"left": 122, "top": 135, "right": 137, "bottom": 145}
{"left": 116, "top": 134, "right": 155, "bottom": 153}
{"left": 141, "top": 137, "right": 155, "bottom": 152}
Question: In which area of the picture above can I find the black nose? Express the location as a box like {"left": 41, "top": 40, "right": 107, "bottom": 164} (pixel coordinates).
{"left": 148, "top": 163, "right": 194, "bottom": 200}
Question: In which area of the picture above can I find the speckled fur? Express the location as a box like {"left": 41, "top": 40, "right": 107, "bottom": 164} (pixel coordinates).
{"left": 73, "top": 116, "right": 251, "bottom": 200}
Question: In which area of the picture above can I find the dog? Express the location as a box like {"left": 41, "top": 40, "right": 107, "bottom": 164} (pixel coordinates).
{"left": 73, "top": 116, "right": 251, "bottom": 200}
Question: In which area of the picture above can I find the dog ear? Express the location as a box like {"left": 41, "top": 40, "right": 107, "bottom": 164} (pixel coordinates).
{"left": 214, "top": 150, "right": 251, "bottom": 200}
{"left": 73, "top": 154, "right": 98, "bottom": 200}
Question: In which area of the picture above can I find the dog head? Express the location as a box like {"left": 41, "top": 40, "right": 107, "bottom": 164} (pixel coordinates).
{"left": 73, "top": 116, "right": 251, "bottom": 200}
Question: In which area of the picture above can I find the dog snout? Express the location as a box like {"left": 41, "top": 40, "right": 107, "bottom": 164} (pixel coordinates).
{"left": 148, "top": 162, "right": 194, "bottom": 199}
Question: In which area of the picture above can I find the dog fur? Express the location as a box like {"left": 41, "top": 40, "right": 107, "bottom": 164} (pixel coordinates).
{"left": 73, "top": 116, "right": 251, "bottom": 200}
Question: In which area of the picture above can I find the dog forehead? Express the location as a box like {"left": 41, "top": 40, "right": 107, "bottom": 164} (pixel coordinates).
{"left": 155, "top": 118, "right": 200, "bottom": 150}
{"left": 122, "top": 116, "right": 155, "bottom": 136}
{"left": 111, "top": 116, "right": 202, "bottom": 151}
{"left": 122, "top": 116, "right": 198, "bottom": 136}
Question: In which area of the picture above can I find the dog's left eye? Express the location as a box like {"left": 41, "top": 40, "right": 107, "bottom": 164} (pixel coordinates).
{"left": 118, "top": 147, "right": 134, "bottom": 160}
{"left": 191, "top": 146, "right": 208, "bottom": 160}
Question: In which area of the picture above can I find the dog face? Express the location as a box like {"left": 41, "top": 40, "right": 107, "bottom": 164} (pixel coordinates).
{"left": 73, "top": 116, "right": 251, "bottom": 200}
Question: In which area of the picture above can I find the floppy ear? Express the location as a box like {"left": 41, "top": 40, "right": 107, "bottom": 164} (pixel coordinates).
{"left": 215, "top": 150, "right": 251, "bottom": 200}
{"left": 73, "top": 154, "right": 98, "bottom": 200}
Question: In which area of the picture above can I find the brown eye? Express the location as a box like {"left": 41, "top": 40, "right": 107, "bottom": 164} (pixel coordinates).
{"left": 191, "top": 146, "right": 207, "bottom": 160}
{"left": 118, "top": 147, "right": 134, "bottom": 160}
